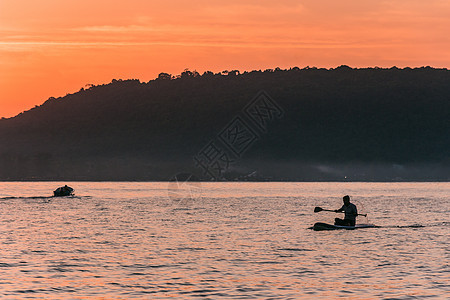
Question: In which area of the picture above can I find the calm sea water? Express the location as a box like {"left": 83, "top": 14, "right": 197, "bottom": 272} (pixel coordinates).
{"left": 0, "top": 182, "right": 448, "bottom": 299}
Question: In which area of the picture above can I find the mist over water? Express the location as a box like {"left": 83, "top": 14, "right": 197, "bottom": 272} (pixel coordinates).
{"left": 0, "top": 182, "right": 448, "bottom": 299}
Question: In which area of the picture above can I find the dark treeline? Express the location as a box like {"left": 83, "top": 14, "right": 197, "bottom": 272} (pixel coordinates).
{"left": 0, "top": 66, "right": 449, "bottom": 181}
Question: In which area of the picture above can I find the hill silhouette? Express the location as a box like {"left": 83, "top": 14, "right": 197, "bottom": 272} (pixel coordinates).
{"left": 0, "top": 66, "right": 449, "bottom": 181}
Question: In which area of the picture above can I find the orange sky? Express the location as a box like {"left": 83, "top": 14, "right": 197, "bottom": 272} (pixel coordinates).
{"left": 1, "top": 0, "right": 449, "bottom": 118}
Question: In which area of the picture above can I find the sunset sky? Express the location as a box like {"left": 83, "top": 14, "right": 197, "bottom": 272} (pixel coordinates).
{"left": 1, "top": 0, "right": 449, "bottom": 118}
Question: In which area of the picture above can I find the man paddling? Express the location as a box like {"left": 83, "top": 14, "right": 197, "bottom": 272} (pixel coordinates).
{"left": 334, "top": 195, "right": 358, "bottom": 226}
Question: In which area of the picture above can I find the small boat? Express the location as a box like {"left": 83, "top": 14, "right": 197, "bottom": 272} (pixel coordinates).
{"left": 313, "top": 222, "right": 377, "bottom": 231}
{"left": 53, "top": 185, "right": 74, "bottom": 197}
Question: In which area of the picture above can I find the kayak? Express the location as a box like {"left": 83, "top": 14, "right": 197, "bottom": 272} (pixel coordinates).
{"left": 313, "top": 222, "right": 377, "bottom": 231}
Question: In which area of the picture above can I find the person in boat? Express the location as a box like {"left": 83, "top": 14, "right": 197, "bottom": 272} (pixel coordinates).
{"left": 334, "top": 195, "right": 358, "bottom": 226}
{"left": 63, "top": 185, "right": 73, "bottom": 194}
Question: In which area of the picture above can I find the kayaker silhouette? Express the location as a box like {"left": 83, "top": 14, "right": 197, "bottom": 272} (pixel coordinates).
{"left": 334, "top": 195, "right": 358, "bottom": 226}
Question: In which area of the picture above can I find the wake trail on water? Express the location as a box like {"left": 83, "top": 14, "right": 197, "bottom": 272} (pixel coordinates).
{"left": 1, "top": 196, "right": 53, "bottom": 200}
{"left": 380, "top": 224, "right": 425, "bottom": 228}
{"left": 0, "top": 195, "right": 84, "bottom": 200}
{"left": 380, "top": 222, "right": 450, "bottom": 228}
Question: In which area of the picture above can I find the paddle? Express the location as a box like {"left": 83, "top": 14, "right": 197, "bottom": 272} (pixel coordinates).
{"left": 314, "top": 206, "right": 367, "bottom": 217}
{"left": 314, "top": 207, "right": 335, "bottom": 213}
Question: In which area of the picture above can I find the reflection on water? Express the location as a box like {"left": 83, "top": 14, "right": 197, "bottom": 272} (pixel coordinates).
{"left": 0, "top": 182, "right": 448, "bottom": 298}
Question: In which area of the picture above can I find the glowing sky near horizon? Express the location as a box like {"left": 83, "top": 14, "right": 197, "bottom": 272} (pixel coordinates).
{"left": 1, "top": 0, "right": 449, "bottom": 118}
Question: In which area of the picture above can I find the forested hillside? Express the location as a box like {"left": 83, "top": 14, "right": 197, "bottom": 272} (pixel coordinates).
{"left": 0, "top": 66, "right": 449, "bottom": 181}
